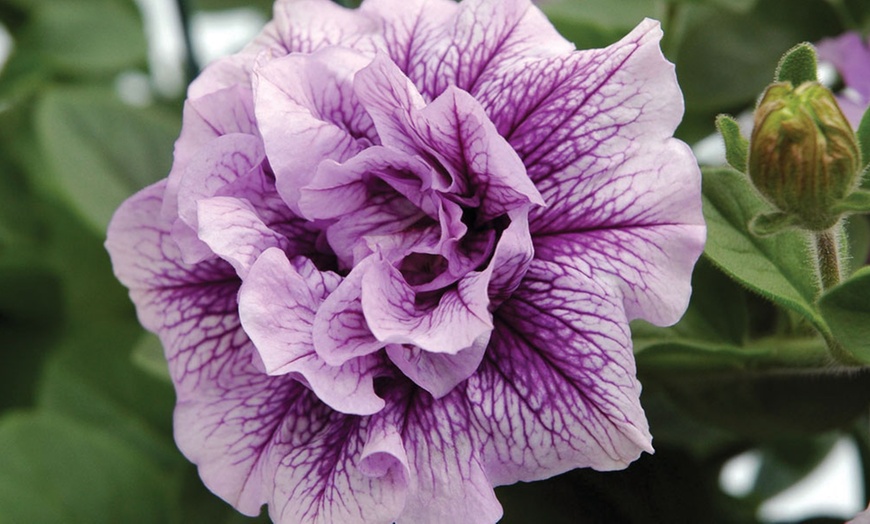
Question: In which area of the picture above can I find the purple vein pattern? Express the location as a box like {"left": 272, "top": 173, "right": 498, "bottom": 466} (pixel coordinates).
{"left": 105, "top": 0, "right": 706, "bottom": 522}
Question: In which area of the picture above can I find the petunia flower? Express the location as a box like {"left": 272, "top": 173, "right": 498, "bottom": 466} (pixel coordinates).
{"left": 105, "top": 0, "right": 705, "bottom": 522}
{"left": 816, "top": 31, "right": 870, "bottom": 129}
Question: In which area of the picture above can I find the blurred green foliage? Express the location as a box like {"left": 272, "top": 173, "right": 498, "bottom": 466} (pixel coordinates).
{"left": 0, "top": 0, "right": 868, "bottom": 522}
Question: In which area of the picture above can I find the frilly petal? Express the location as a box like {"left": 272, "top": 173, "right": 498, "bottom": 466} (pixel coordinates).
{"left": 472, "top": 258, "right": 653, "bottom": 484}
{"left": 239, "top": 248, "right": 385, "bottom": 415}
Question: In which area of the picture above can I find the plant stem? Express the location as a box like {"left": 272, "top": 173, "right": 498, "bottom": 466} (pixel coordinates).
{"left": 815, "top": 229, "right": 842, "bottom": 291}
{"left": 824, "top": 0, "right": 858, "bottom": 30}
{"left": 659, "top": 1, "right": 682, "bottom": 61}
{"left": 176, "top": 0, "right": 200, "bottom": 84}
{"left": 852, "top": 420, "right": 870, "bottom": 505}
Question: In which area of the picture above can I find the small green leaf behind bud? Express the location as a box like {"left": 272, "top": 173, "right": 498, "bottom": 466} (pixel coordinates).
{"left": 716, "top": 114, "right": 749, "bottom": 173}
{"left": 775, "top": 43, "right": 818, "bottom": 86}
{"left": 855, "top": 107, "right": 870, "bottom": 173}
{"left": 749, "top": 81, "right": 862, "bottom": 231}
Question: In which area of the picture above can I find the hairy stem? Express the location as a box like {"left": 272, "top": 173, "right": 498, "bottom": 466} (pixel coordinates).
{"left": 815, "top": 228, "right": 842, "bottom": 291}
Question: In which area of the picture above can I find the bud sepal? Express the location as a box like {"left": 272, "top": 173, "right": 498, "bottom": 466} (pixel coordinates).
{"left": 748, "top": 81, "right": 862, "bottom": 232}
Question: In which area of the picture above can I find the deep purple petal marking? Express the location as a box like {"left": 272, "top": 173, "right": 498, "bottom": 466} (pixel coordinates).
{"left": 471, "top": 258, "right": 652, "bottom": 484}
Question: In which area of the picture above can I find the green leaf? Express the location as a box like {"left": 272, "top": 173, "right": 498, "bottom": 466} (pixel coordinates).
{"left": 632, "top": 258, "right": 749, "bottom": 348}
{"left": 36, "top": 320, "right": 178, "bottom": 465}
{"left": 701, "top": 166, "right": 829, "bottom": 334}
{"left": 35, "top": 86, "right": 179, "bottom": 231}
{"left": 832, "top": 189, "right": 870, "bottom": 214}
{"left": 716, "top": 114, "right": 749, "bottom": 173}
{"left": 0, "top": 411, "right": 176, "bottom": 524}
{"left": 0, "top": 264, "right": 63, "bottom": 411}
{"left": 648, "top": 355, "right": 870, "bottom": 438}
{"left": 25, "top": 1, "right": 145, "bottom": 75}
{"left": 748, "top": 210, "right": 801, "bottom": 236}
{"left": 541, "top": 0, "right": 654, "bottom": 33}
{"left": 131, "top": 332, "right": 172, "bottom": 383}
{"left": 855, "top": 105, "right": 870, "bottom": 171}
{"left": 677, "top": 10, "right": 796, "bottom": 114}
{"left": 774, "top": 42, "right": 818, "bottom": 85}
{"left": 751, "top": 434, "right": 838, "bottom": 501}
{"left": 818, "top": 267, "right": 870, "bottom": 363}
{"left": 192, "top": 0, "right": 275, "bottom": 14}
{"left": 846, "top": 214, "right": 870, "bottom": 275}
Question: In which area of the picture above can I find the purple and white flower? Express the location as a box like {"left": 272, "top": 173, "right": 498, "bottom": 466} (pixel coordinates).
{"left": 105, "top": 0, "right": 705, "bottom": 522}
{"left": 817, "top": 32, "right": 870, "bottom": 129}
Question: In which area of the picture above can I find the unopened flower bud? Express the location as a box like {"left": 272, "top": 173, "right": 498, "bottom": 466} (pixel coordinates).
{"left": 749, "top": 81, "right": 861, "bottom": 231}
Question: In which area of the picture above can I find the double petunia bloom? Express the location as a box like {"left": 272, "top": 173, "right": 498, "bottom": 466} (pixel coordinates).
{"left": 105, "top": 0, "right": 705, "bottom": 522}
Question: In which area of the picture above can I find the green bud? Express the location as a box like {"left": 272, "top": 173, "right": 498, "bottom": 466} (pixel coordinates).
{"left": 749, "top": 81, "right": 861, "bottom": 231}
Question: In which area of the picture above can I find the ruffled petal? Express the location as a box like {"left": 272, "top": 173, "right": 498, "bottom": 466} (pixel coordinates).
{"left": 470, "top": 258, "right": 653, "bottom": 484}
{"left": 360, "top": 255, "right": 493, "bottom": 355}
{"left": 355, "top": 54, "right": 544, "bottom": 220}
{"left": 108, "top": 183, "right": 408, "bottom": 522}
{"left": 261, "top": 0, "right": 381, "bottom": 56}
{"left": 480, "top": 20, "right": 704, "bottom": 325}
{"left": 362, "top": 0, "right": 572, "bottom": 99}
{"left": 312, "top": 258, "right": 384, "bottom": 366}
{"left": 196, "top": 197, "right": 289, "bottom": 279}
{"left": 164, "top": 85, "right": 258, "bottom": 219}
{"left": 385, "top": 336, "right": 488, "bottom": 398}
{"left": 239, "top": 248, "right": 385, "bottom": 415}
{"left": 254, "top": 46, "right": 378, "bottom": 214}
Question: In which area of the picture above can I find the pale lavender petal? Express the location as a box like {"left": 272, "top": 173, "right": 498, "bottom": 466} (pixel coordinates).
{"left": 413, "top": 86, "right": 544, "bottom": 219}
{"left": 197, "top": 197, "right": 289, "bottom": 279}
{"left": 106, "top": 182, "right": 241, "bottom": 397}
{"left": 163, "top": 85, "right": 258, "bottom": 219}
{"left": 351, "top": 53, "right": 428, "bottom": 155}
{"left": 260, "top": 0, "right": 380, "bottom": 56}
{"left": 254, "top": 46, "right": 378, "bottom": 214}
{"left": 358, "top": 0, "right": 457, "bottom": 89}
{"left": 176, "top": 133, "right": 265, "bottom": 228}
{"left": 187, "top": 54, "right": 255, "bottom": 100}
{"left": 176, "top": 366, "right": 407, "bottom": 523}
{"left": 385, "top": 335, "right": 487, "bottom": 398}
{"left": 487, "top": 209, "right": 534, "bottom": 306}
{"left": 300, "top": 148, "right": 454, "bottom": 268}
{"left": 170, "top": 216, "right": 215, "bottom": 265}
{"left": 360, "top": 256, "right": 493, "bottom": 355}
{"left": 299, "top": 147, "right": 437, "bottom": 221}
{"left": 469, "top": 258, "right": 652, "bottom": 484}
{"left": 312, "top": 258, "right": 383, "bottom": 366}
{"left": 217, "top": 169, "right": 326, "bottom": 265}
{"left": 238, "top": 248, "right": 384, "bottom": 415}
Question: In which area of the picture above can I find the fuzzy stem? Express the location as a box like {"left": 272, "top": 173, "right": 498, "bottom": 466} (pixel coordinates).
{"left": 815, "top": 229, "right": 842, "bottom": 291}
